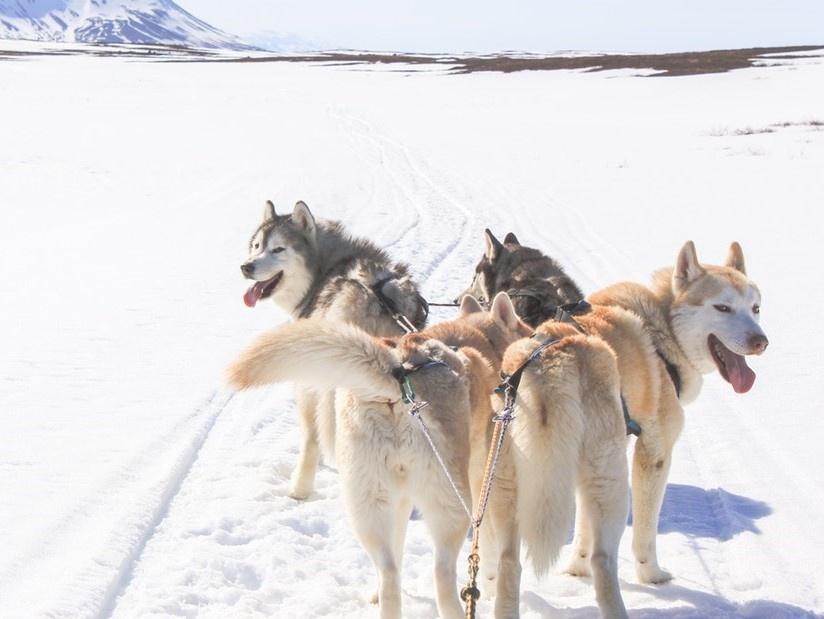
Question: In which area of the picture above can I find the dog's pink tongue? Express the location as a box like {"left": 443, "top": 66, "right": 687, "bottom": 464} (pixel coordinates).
{"left": 723, "top": 349, "right": 756, "bottom": 394}
{"left": 243, "top": 283, "right": 263, "bottom": 308}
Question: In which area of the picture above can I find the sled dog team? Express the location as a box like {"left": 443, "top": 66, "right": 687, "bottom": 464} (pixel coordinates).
{"left": 228, "top": 200, "right": 768, "bottom": 619}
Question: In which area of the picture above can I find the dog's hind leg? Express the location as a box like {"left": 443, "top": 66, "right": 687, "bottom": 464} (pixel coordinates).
{"left": 366, "top": 494, "right": 413, "bottom": 607}
{"left": 579, "top": 444, "right": 629, "bottom": 619}
{"left": 478, "top": 515, "right": 499, "bottom": 600}
{"left": 393, "top": 496, "right": 413, "bottom": 570}
{"left": 354, "top": 502, "right": 404, "bottom": 619}
{"left": 490, "top": 496, "right": 521, "bottom": 619}
{"left": 418, "top": 493, "right": 469, "bottom": 619}
{"left": 289, "top": 386, "right": 320, "bottom": 500}
{"left": 563, "top": 489, "right": 593, "bottom": 578}
{"left": 316, "top": 389, "right": 336, "bottom": 467}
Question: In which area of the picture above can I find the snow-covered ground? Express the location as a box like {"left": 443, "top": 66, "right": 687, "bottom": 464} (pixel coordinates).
{"left": 1, "top": 49, "right": 823, "bottom": 618}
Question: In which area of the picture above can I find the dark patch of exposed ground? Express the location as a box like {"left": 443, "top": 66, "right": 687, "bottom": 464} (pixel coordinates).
{"left": 198, "top": 45, "right": 824, "bottom": 77}
{"left": 2, "top": 43, "right": 822, "bottom": 77}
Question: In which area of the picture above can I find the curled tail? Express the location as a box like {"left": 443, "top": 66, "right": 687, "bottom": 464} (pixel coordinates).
{"left": 226, "top": 319, "right": 402, "bottom": 401}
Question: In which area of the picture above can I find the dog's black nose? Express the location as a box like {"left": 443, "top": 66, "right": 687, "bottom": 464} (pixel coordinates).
{"left": 240, "top": 263, "right": 254, "bottom": 277}
{"left": 748, "top": 334, "right": 769, "bottom": 354}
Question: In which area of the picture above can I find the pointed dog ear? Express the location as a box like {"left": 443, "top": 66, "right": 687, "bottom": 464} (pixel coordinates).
{"left": 490, "top": 292, "right": 519, "bottom": 329}
{"left": 459, "top": 295, "right": 484, "bottom": 315}
{"left": 725, "top": 241, "right": 747, "bottom": 275}
{"left": 292, "top": 201, "right": 316, "bottom": 240}
{"left": 262, "top": 200, "right": 276, "bottom": 222}
{"left": 503, "top": 232, "right": 520, "bottom": 246}
{"left": 672, "top": 240, "right": 705, "bottom": 294}
{"left": 484, "top": 229, "right": 504, "bottom": 261}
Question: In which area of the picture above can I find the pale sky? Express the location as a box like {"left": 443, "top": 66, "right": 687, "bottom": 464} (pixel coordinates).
{"left": 176, "top": 0, "right": 824, "bottom": 53}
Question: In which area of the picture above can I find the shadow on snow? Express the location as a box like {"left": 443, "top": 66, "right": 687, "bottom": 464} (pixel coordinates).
{"left": 521, "top": 582, "right": 820, "bottom": 618}
{"left": 630, "top": 483, "right": 772, "bottom": 541}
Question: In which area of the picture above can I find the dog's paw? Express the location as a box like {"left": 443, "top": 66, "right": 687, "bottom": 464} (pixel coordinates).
{"left": 367, "top": 591, "right": 379, "bottom": 605}
{"left": 562, "top": 556, "right": 592, "bottom": 578}
{"left": 636, "top": 562, "right": 673, "bottom": 584}
{"left": 287, "top": 485, "right": 312, "bottom": 500}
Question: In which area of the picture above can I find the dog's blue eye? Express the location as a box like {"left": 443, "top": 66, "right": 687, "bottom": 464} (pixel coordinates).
{"left": 713, "top": 304, "right": 731, "bottom": 313}
{"left": 753, "top": 304, "right": 760, "bottom": 314}
{"left": 272, "top": 247, "right": 285, "bottom": 254}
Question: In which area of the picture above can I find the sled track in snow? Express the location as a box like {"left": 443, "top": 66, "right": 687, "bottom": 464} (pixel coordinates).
{"left": 330, "top": 109, "right": 484, "bottom": 303}
{"left": 99, "top": 391, "right": 234, "bottom": 617}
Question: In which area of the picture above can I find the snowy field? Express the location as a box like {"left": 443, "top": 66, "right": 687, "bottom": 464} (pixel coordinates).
{"left": 1, "top": 48, "right": 823, "bottom": 618}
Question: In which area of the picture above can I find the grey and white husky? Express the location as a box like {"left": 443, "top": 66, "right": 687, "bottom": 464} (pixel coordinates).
{"left": 240, "top": 200, "right": 427, "bottom": 498}
{"left": 457, "top": 229, "right": 584, "bottom": 326}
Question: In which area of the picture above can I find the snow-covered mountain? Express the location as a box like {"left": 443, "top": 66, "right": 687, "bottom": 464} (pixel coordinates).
{"left": 0, "top": 0, "right": 252, "bottom": 49}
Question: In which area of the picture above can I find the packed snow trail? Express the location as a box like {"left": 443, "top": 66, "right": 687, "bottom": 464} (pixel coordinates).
{"left": 1, "top": 48, "right": 822, "bottom": 618}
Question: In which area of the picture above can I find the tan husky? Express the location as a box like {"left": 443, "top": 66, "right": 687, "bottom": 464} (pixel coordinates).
{"left": 571, "top": 240, "right": 769, "bottom": 584}
{"left": 227, "top": 293, "right": 528, "bottom": 619}
{"left": 428, "top": 297, "right": 630, "bottom": 618}
{"left": 461, "top": 237, "right": 768, "bottom": 585}
{"left": 487, "top": 318, "right": 630, "bottom": 619}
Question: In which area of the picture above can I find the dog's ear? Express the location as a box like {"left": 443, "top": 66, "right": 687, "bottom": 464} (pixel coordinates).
{"left": 725, "top": 241, "right": 747, "bottom": 275}
{"left": 262, "top": 200, "right": 276, "bottom": 222}
{"left": 459, "top": 295, "right": 484, "bottom": 315}
{"left": 291, "top": 201, "right": 316, "bottom": 240}
{"left": 490, "top": 292, "right": 519, "bottom": 329}
{"left": 672, "top": 240, "right": 705, "bottom": 293}
{"left": 503, "top": 232, "right": 520, "bottom": 246}
{"left": 484, "top": 229, "right": 504, "bottom": 262}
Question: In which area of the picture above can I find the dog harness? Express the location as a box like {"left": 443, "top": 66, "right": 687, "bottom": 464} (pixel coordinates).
{"left": 369, "top": 275, "right": 428, "bottom": 335}
{"left": 656, "top": 350, "right": 682, "bottom": 398}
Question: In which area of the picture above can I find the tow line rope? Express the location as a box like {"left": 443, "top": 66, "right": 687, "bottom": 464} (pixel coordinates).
{"left": 393, "top": 360, "right": 475, "bottom": 522}
{"left": 461, "top": 332, "right": 563, "bottom": 618}
{"left": 392, "top": 335, "right": 562, "bottom": 618}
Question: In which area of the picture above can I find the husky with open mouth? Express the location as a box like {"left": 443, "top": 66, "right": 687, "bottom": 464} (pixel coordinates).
{"left": 460, "top": 235, "right": 768, "bottom": 585}
{"left": 240, "top": 200, "right": 427, "bottom": 499}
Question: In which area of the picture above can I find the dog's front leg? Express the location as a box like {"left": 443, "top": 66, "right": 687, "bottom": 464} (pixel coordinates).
{"left": 631, "top": 435, "right": 673, "bottom": 584}
{"left": 289, "top": 386, "right": 320, "bottom": 499}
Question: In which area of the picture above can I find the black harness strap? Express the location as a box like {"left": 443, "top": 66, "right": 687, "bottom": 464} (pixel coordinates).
{"left": 494, "top": 333, "right": 562, "bottom": 417}
{"left": 368, "top": 276, "right": 425, "bottom": 334}
{"left": 656, "top": 350, "right": 682, "bottom": 398}
{"left": 622, "top": 396, "right": 642, "bottom": 437}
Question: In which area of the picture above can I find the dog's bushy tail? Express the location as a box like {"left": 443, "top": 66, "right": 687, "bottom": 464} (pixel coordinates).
{"left": 226, "top": 319, "right": 401, "bottom": 401}
{"left": 507, "top": 341, "right": 585, "bottom": 577}
{"left": 511, "top": 338, "right": 625, "bottom": 577}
